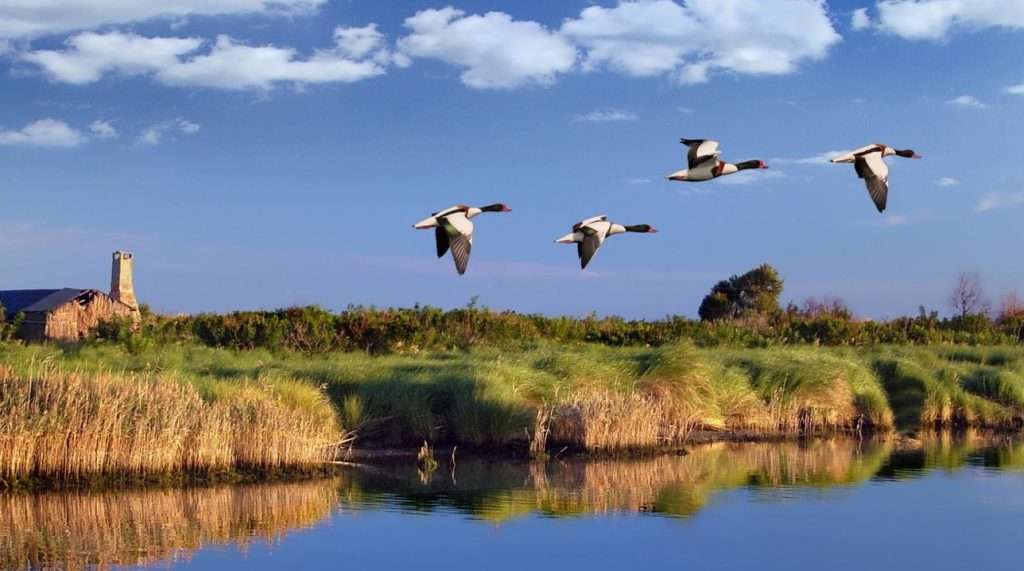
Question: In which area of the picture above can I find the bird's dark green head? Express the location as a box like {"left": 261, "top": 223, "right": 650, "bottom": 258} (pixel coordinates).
{"left": 624, "top": 224, "right": 658, "bottom": 233}
{"left": 481, "top": 203, "right": 512, "bottom": 212}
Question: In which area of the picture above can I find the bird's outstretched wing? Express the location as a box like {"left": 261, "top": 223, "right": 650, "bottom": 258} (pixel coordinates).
{"left": 449, "top": 233, "right": 472, "bottom": 275}
{"left": 432, "top": 205, "right": 467, "bottom": 217}
{"left": 434, "top": 226, "right": 449, "bottom": 258}
{"left": 855, "top": 152, "right": 890, "bottom": 212}
{"left": 578, "top": 234, "right": 601, "bottom": 270}
{"left": 439, "top": 211, "right": 474, "bottom": 274}
{"left": 682, "top": 138, "right": 720, "bottom": 169}
{"left": 573, "top": 215, "right": 607, "bottom": 233}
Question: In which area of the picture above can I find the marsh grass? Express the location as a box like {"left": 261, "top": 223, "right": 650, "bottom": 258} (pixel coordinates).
{"left": 0, "top": 363, "right": 340, "bottom": 483}
{"left": 0, "top": 341, "right": 1021, "bottom": 464}
{"left": 869, "top": 346, "right": 1022, "bottom": 430}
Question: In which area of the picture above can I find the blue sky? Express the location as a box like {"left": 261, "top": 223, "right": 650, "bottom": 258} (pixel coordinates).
{"left": 1, "top": 0, "right": 1022, "bottom": 319}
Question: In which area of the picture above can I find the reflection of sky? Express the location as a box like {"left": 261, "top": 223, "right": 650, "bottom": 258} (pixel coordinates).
{"left": 162, "top": 470, "right": 1024, "bottom": 571}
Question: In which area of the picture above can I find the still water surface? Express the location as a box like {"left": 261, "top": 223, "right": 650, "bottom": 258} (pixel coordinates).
{"left": 3, "top": 436, "right": 1023, "bottom": 570}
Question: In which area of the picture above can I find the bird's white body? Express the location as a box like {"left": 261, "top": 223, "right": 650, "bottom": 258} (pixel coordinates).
{"left": 414, "top": 205, "right": 482, "bottom": 231}
{"left": 555, "top": 217, "right": 626, "bottom": 245}
{"left": 555, "top": 215, "right": 654, "bottom": 270}
{"left": 413, "top": 203, "right": 510, "bottom": 275}
{"left": 667, "top": 139, "right": 762, "bottom": 182}
{"left": 829, "top": 143, "right": 920, "bottom": 213}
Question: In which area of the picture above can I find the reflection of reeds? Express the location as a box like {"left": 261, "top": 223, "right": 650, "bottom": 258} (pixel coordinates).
{"left": 0, "top": 479, "right": 339, "bottom": 570}
{"left": 526, "top": 440, "right": 890, "bottom": 519}
{"left": 341, "top": 439, "right": 895, "bottom": 523}
{"left": 0, "top": 367, "right": 339, "bottom": 480}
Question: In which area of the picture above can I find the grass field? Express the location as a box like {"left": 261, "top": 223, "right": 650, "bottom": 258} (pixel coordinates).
{"left": 3, "top": 340, "right": 1022, "bottom": 481}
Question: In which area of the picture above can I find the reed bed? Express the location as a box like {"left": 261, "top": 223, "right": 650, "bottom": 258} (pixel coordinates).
{"left": 0, "top": 478, "right": 339, "bottom": 570}
{"left": 0, "top": 341, "right": 1021, "bottom": 460}
{"left": 0, "top": 366, "right": 340, "bottom": 482}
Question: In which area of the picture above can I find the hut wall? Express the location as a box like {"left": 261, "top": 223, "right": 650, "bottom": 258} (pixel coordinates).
{"left": 42, "top": 293, "right": 135, "bottom": 341}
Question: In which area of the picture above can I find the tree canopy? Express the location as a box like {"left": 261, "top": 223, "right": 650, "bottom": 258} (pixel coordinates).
{"left": 698, "top": 264, "right": 784, "bottom": 322}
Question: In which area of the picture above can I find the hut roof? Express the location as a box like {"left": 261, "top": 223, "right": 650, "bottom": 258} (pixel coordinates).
{"left": 0, "top": 288, "right": 92, "bottom": 314}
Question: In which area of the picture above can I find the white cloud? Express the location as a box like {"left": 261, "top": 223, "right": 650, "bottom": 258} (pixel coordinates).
{"left": 138, "top": 118, "right": 201, "bottom": 146}
{"left": 935, "top": 176, "right": 959, "bottom": 187}
{"left": 947, "top": 94, "right": 987, "bottom": 108}
{"left": 22, "top": 32, "right": 205, "bottom": 84}
{"left": 573, "top": 109, "right": 638, "bottom": 122}
{"left": 397, "top": 7, "right": 576, "bottom": 89}
{"left": 0, "top": 118, "right": 87, "bottom": 147}
{"left": 876, "top": 0, "right": 1024, "bottom": 41}
{"left": 851, "top": 8, "right": 873, "bottom": 30}
{"left": 0, "top": 1, "right": 325, "bottom": 40}
{"left": 792, "top": 149, "right": 853, "bottom": 165}
{"left": 22, "top": 26, "right": 397, "bottom": 90}
{"left": 627, "top": 178, "right": 652, "bottom": 184}
{"left": 177, "top": 119, "right": 200, "bottom": 134}
{"left": 976, "top": 192, "right": 1024, "bottom": 213}
{"left": 882, "top": 214, "right": 908, "bottom": 226}
{"left": 0, "top": 38, "right": 9, "bottom": 55}
{"left": 560, "top": 0, "right": 841, "bottom": 84}
{"left": 1006, "top": 83, "right": 1024, "bottom": 95}
{"left": 88, "top": 119, "right": 118, "bottom": 139}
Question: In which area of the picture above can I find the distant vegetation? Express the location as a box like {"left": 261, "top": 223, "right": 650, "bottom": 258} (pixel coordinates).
{"left": 2, "top": 265, "right": 1021, "bottom": 353}
{"left": 93, "top": 265, "right": 1024, "bottom": 352}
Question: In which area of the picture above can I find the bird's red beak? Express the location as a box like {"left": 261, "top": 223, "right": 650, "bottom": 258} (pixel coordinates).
{"left": 648, "top": 227, "right": 659, "bottom": 233}
{"left": 760, "top": 161, "right": 769, "bottom": 169}
{"left": 502, "top": 204, "right": 512, "bottom": 212}
{"left": 912, "top": 154, "right": 922, "bottom": 159}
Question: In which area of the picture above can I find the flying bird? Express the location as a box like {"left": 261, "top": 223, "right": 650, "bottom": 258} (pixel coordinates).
{"left": 555, "top": 215, "right": 657, "bottom": 270}
{"left": 666, "top": 138, "right": 768, "bottom": 182}
{"left": 829, "top": 144, "right": 921, "bottom": 212}
{"left": 413, "top": 203, "right": 511, "bottom": 275}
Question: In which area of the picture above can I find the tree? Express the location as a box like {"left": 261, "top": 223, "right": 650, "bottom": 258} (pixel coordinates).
{"left": 948, "top": 271, "right": 990, "bottom": 318}
{"left": 699, "top": 264, "right": 784, "bottom": 321}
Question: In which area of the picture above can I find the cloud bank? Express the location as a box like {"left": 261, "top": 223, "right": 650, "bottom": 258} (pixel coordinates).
{"left": 10, "top": 1, "right": 846, "bottom": 91}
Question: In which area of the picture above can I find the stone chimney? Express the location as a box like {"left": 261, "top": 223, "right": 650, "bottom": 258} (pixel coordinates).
{"left": 110, "top": 251, "right": 138, "bottom": 310}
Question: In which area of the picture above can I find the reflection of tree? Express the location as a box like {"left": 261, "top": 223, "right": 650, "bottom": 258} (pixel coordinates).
{"left": 0, "top": 479, "right": 339, "bottom": 571}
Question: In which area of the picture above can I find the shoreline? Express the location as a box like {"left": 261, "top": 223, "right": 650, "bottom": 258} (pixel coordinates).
{"left": 5, "top": 430, "right": 1021, "bottom": 492}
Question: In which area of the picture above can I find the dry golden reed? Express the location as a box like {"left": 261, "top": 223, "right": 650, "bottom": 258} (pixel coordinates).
{"left": 0, "top": 367, "right": 340, "bottom": 481}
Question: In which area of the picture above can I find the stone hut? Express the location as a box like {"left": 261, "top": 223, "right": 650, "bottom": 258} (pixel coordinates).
{"left": 0, "top": 251, "right": 140, "bottom": 342}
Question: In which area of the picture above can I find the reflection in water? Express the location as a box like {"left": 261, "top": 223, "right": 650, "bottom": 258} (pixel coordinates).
{"left": 1, "top": 435, "right": 1021, "bottom": 570}
{"left": 340, "top": 435, "right": 1022, "bottom": 523}
{"left": 0, "top": 479, "right": 339, "bottom": 571}
{"left": 341, "top": 439, "right": 895, "bottom": 522}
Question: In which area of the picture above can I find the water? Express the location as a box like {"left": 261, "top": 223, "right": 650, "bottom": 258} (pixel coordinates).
{"left": 2, "top": 436, "right": 1022, "bottom": 570}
